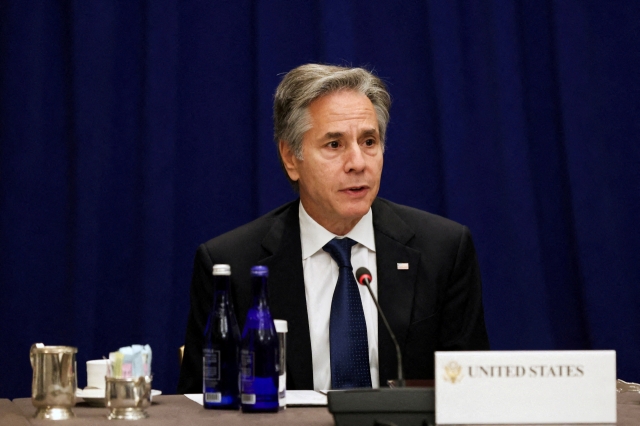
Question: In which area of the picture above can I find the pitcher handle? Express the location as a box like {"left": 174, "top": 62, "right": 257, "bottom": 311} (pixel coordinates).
{"left": 30, "top": 343, "right": 45, "bottom": 369}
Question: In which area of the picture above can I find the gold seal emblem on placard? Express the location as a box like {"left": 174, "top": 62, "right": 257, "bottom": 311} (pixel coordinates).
{"left": 444, "top": 361, "right": 464, "bottom": 384}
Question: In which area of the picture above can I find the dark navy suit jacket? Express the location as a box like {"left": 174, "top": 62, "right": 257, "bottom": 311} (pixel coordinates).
{"left": 177, "top": 198, "right": 489, "bottom": 393}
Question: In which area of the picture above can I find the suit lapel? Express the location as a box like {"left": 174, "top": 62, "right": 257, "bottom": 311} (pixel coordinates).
{"left": 257, "top": 201, "right": 314, "bottom": 390}
{"left": 372, "top": 199, "right": 421, "bottom": 384}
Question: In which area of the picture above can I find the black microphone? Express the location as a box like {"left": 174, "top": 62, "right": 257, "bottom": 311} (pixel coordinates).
{"left": 355, "top": 267, "right": 404, "bottom": 387}
{"left": 327, "top": 268, "right": 435, "bottom": 426}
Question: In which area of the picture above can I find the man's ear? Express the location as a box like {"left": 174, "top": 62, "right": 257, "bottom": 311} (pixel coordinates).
{"left": 279, "top": 140, "right": 300, "bottom": 182}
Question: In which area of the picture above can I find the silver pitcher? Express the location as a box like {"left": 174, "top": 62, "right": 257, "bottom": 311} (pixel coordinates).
{"left": 105, "top": 376, "right": 152, "bottom": 420}
{"left": 30, "top": 343, "right": 78, "bottom": 420}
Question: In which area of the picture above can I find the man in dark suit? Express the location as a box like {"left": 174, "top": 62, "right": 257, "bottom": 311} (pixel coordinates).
{"left": 178, "top": 64, "right": 489, "bottom": 394}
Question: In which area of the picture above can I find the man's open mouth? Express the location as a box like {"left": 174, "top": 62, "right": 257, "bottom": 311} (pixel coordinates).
{"left": 343, "top": 186, "right": 367, "bottom": 192}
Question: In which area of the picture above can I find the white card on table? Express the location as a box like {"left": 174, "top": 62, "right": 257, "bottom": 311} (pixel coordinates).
{"left": 435, "top": 350, "right": 616, "bottom": 424}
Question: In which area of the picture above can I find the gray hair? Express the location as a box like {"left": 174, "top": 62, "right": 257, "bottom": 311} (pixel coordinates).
{"left": 273, "top": 64, "right": 391, "bottom": 191}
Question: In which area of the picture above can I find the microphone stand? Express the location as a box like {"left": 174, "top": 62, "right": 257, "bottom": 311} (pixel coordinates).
{"left": 326, "top": 268, "right": 435, "bottom": 426}
{"left": 358, "top": 274, "right": 404, "bottom": 388}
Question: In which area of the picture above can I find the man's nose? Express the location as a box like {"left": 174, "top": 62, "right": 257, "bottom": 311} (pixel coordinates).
{"left": 344, "top": 143, "right": 366, "bottom": 172}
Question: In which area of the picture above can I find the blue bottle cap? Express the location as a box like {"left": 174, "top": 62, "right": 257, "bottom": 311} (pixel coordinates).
{"left": 250, "top": 265, "right": 269, "bottom": 277}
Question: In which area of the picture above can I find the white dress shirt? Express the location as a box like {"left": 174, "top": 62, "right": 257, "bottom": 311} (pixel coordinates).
{"left": 298, "top": 201, "right": 379, "bottom": 390}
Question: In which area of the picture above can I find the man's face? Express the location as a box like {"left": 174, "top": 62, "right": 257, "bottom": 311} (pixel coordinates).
{"left": 280, "top": 89, "right": 383, "bottom": 235}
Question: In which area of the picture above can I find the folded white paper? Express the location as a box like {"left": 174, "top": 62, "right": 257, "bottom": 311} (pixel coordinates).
{"left": 435, "top": 350, "right": 616, "bottom": 424}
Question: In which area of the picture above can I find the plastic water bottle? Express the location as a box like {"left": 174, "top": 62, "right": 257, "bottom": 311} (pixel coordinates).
{"left": 203, "top": 264, "right": 241, "bottom": 409}
{"left": 240, "top": 265, "right": 279, "bottom": 413}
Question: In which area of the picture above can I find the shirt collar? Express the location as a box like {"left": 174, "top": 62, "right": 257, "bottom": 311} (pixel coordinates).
{"left": 299, "top": 201, "right": 376, "bottom": 260}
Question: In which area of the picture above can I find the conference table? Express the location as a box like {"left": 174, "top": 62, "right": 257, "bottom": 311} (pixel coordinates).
{"left": 2, "top": 392, "right": 640, "bottom": 425}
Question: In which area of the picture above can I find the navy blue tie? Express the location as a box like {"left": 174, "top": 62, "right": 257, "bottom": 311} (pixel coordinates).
{"left": 323, "top": 237, "right": 372, "bottom": 389}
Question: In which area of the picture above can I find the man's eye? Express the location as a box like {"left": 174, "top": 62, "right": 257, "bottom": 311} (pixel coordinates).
{"left": 364, "top": 139, "right": 375, "bottom": 146}
{"left": 328, "top": 141, "right": 339, "bottom": 149}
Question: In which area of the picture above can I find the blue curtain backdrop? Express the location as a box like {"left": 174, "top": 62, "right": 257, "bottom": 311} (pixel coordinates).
{"left": 1, "top": 1, "right": 639, "bottom": 398}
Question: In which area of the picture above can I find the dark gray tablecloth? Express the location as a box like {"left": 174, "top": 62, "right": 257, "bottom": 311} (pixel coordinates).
{"left": 0, "top": 398, "right": 30, "bottom": 426}
{"left": 617, "top": 392, "right": 640, "bottom": 425}
{"left": 5, "top": 392, "right": 640, "bottom": 425}
{"left": 10, "top": 395, "right": 334, "bottom": 425}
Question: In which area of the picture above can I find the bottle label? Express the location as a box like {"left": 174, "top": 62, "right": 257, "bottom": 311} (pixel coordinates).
{"left": 203, "top": 349, "right": 221, "bottom": 382}
{"left": 240, "top": 349, "right": 254, "bottom": 381}
{"left": 241, "top": 393, "right": 256, "bottom": 405}
{"left": 205, "top": 392, "right": 222, "bottom": 403}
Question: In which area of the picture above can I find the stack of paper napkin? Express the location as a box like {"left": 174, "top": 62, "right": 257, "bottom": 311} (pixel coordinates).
{"left": 109, "top": 344, "right": 152, "bottom": 378}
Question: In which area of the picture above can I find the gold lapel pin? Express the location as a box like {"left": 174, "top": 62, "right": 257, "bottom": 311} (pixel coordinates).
{"left": 397, "top": 263, "right": 409, "bottom": 270}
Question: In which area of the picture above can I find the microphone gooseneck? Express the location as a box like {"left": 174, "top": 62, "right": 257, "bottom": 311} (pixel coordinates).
{"left": 354, "top": 267, "right": 405, "bottom": 387}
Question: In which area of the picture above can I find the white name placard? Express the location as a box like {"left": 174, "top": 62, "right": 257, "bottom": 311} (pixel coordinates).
{"left": 435, "top": 350, "right": 616, "bottom": 424}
